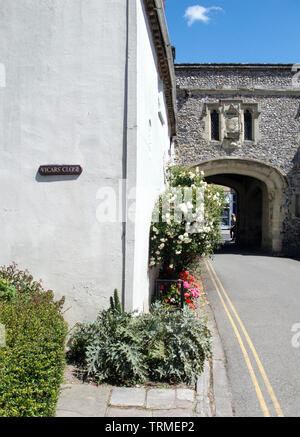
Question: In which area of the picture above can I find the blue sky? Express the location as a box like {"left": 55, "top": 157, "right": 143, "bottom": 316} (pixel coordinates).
{"left": 165, "top": 0, "right": 300, "bottom": 63}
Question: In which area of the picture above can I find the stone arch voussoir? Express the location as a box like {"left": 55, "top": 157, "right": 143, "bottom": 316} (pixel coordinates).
{"left": 190, "top": 158, "right": 287, "bottom": 253}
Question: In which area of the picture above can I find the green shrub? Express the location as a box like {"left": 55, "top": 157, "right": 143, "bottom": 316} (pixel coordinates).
{"left": 68, "top": 293, "right": 211, "bottom": 386}
{"left": 139, "top": 303, "right": 211, "bottom": 385}
{"left": 68, "top": 293, "right": 147, "bottom": 386}
{"left": 149, "top": 165, "right": 226, "bottom": 271}
{"left": 0, "top": 265, "right": 67, "bottom": 417}
{"left": 66, "top": 322, "right": 99, "bottom": 368}
{"left": 0, "top": 262, "right": 54, "bottom": 298}
{"left": 0, "top": 278, "right": 17, "bottom": 302}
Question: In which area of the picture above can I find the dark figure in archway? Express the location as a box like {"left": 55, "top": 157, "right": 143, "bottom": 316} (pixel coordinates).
{"left": 230, "top": 213, "right": 237, "bottom": 242}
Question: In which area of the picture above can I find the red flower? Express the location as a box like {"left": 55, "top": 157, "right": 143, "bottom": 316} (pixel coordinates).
{"left": 186, "top": 299, "right": 192, "bottom": 303}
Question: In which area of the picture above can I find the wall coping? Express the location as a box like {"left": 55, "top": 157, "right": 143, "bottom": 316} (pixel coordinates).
{"left": 177, "top": 86, "right": 300, "bottom": 96}
{"left": 175, "top": 63, "right": 295, "bottom": 70}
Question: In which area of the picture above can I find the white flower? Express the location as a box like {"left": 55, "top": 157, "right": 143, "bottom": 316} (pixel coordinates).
{"left": 179, "top": 203, "right": 188, "bottom": 214}
{"left": 175, "top": 250, "right": 182, "bottom": 254}
{"left": 155, "top": 250, "right": 160, "bottom": 255}
{"left": 149, "top": 257, "right": 156, "bottom": 266}
{"left": 159, "top": 243, "right": 165, "bottom": 249}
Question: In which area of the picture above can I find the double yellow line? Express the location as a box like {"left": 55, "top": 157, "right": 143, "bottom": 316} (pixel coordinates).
{"left": 204, "top": 258, "right": 284, "bottom": 417}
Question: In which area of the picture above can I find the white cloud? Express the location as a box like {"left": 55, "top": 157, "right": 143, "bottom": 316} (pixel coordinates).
{"left": 184, "top": 5, "right": 223, "bottom": 26}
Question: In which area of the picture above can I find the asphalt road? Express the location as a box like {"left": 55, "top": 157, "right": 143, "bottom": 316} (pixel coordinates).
{"left": 203, "top": 247, "right": 300, "bottom": 417}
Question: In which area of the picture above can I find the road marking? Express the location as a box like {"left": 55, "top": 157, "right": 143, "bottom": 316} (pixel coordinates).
{"left": 206, "top": 258, "right": 284, "bottom": 418}
{"left": 204, "top": 259, "right": 270, "bottom": 417}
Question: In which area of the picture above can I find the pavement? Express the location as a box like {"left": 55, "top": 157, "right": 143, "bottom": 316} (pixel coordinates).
{"left": 203, "top": 246, "right": 300, "bottom": 417}
{"left": 56, "top": 295, "right": 234, "bottom": 418}
{"left": 57, "top": 385, "right": 199, "bottom": 417}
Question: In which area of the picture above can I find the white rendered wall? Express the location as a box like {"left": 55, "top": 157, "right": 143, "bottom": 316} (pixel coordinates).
{"left": 133, "top": 0, "right": 171, "bottom": 312}
{"left": 0, "top": 0, "right": 127, "bottom": 326}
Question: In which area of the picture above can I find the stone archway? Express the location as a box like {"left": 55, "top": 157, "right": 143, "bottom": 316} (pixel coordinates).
{"left": 191, "top": 158, "right": 287, "bottom": 253}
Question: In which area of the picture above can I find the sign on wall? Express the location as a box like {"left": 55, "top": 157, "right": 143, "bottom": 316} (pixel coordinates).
{"left": 38, "top": 165, "right": 83, "bottom": 176}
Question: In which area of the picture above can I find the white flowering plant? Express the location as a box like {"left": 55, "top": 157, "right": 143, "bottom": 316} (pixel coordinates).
{"left": 149, "top": 166, "right": 226, "bottom": 271}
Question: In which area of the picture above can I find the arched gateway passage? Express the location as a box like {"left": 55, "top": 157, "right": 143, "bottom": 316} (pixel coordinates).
{"left": 192, "top": 158, "right": 287, "bottom": 253}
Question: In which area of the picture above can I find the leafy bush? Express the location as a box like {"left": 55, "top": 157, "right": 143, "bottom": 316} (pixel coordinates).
{"left": 149, "top": 165, "right": 226, "bottom": 271}
{"left": 68, "top": 292, "right": 211, "bottom": 386}
{"left": 0, "top": 278, "right": 17, "bottom": 302}
{"left": 0, "top": 264, "right": 67, "bottom": 417}
{"left": 0, "top": 262, "right": 53, "bottom": 297}
{"left": 139, "top": 303, "right": 211, "bottom": 385}
{"left": 68, "top": 290, "right": 147, "bottom": 385}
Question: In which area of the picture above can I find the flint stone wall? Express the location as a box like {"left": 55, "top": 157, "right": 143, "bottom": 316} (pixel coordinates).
{"left": 175, "top": 65, "right": 300, "bottom": 255}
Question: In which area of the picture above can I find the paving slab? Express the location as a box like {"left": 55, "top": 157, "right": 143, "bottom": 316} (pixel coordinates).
{"left": 176, "top": 389, "right": 195, "bottom": 402}
{"left": 212, "top": 359, "right": 233, "bottom": 417}
{"left": 110, "top": 387, "right": 146, "bottom": 407}
{"left": 152, "top": 409, "right": 194, "bottom": 417}
{"left": 106, "top": 408, "right": 152, "bottom": 417}
{"left": 146, "top": 389, "right": 176, "bottom": 409}
{"left": 175, "top": 388, "right": 195, "bottom": 408}
{"left": 175, "top": 399, "right": 195, "bottom": 409}
{"left": 195, "top": 394, "right": 211, "bottom": 417}
{"left": 56, "top": 384, "right": 110, "bottom": 417}
{"left": 55, "top": 409, "right": 85, "bottom": 417}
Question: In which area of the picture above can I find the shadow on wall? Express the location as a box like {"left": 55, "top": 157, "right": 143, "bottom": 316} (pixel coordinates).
{"left": 206, "top": 173, "right": 264, "bottom": 250}
{"left": 35, "top": 172, "right": 81, "bottom": 183}
{"left": 148, "top": 264, "right": 160, "bottom": 311}
{"left": 284, "top": 144, "right": 300, "bottom": 256}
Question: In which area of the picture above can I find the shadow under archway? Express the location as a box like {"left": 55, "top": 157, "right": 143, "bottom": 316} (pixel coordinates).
{"left": 192, "top": 158, "right": 287, "bottom": 254}
{"left": 206, "top": 173, "right": 264, "bottom": 250}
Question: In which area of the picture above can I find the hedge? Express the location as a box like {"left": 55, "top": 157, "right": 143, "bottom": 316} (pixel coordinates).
{"left": 0, "top": 289, "right": 67, "bottom": 417}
